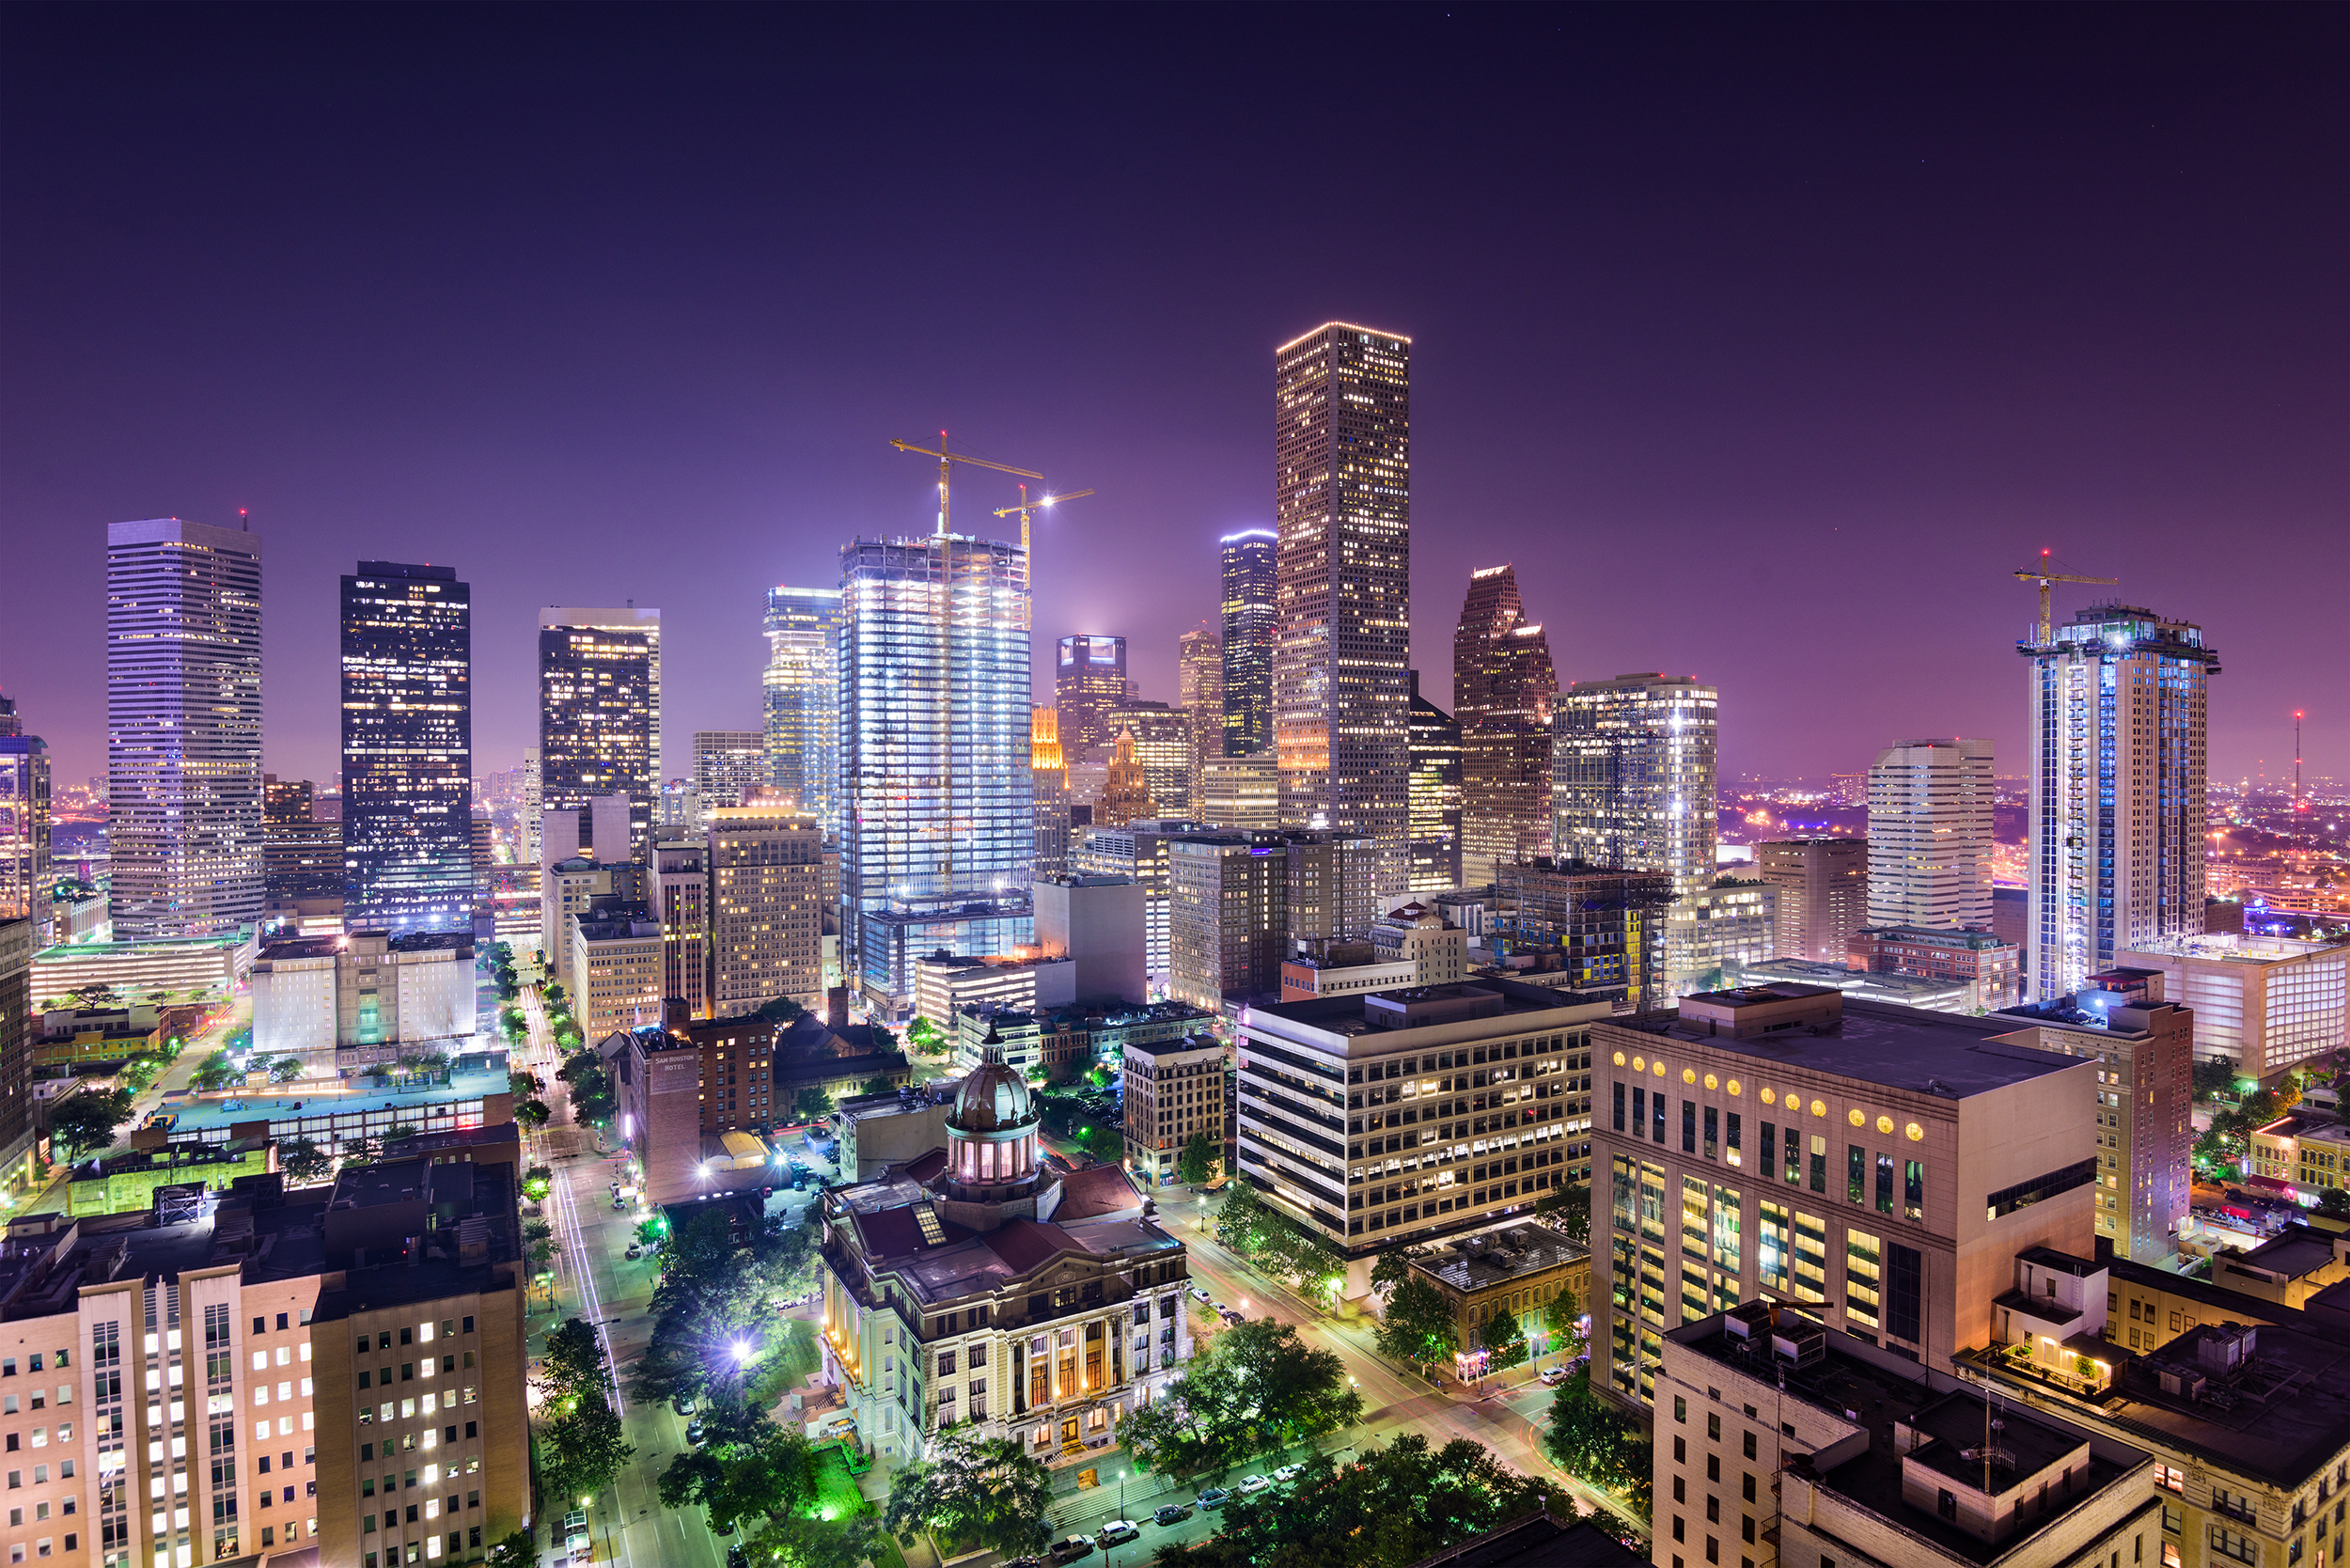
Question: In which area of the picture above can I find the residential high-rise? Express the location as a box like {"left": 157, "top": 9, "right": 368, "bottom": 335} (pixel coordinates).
{"left": 1101, "top": 727, "right": 1155, "bottom": 828}
{"left": 1178, "top": 628, "right": 1223, "bottom": 810}
{"left": 520, "top": 746, "right": 542, "bottom": 864}
{"left": 1866, "top": 738, "right": 1994, "bottom": 931}
{"left": 1029, "top": 707, "right": 1071, "bottom": 883}
{"left": 106, "top": 517, "right": 265, "bottom": 939}
{"left": 655, "top": 834, "right": 711, "bottom": 1018}
{"left": 1104, "top": 702, "right": 1190, "bottom": 819}
{"left": 1218, "top": 530, "right": 1277, "bottom": 757}
{"left": 692, "top": 730, "right": 768, "bottom": 827}
{"left": 708, "top": 805, "right": 824, "bottom": 1016}
{"left": 839, "top": 534, "right": 1031, "bottom": 1012}
{"left": 762, "top": 585, "right": 842, "bottom": 831}
{"left": 1552, "top": 673, "right": 1718, "bottom": 901}
{"left": 1406, "top": 671, "right": 1462, "bottom": 892}
{"left": 1756, "top": 838, "right": 1869, "bottom": 963}
{"left": 538, "top": 605, "right": 661, "bottom": 865}
{"left": 341, "top": 562, "right": 473, "bottom": 934}
{"left": 2021, "top": 605, "right": 2218, "bottom": 1000}
{"left": 1273, "top": 323, "right": 1412, "bottom": 886}
{"left": 1055, "top": 635, "right": 1128, "bottom": 754}
{"left": 1167, "top": 837, "right": 1287, "bottom": 1011}
{"left": 1453, "top": 566, "right": 1558, "bottom": 884}
{"left": 0, "top": 697, "right": 51, "bottom": 932}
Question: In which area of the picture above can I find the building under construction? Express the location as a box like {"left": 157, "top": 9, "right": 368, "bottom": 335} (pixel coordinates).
{"left": 1492, "top": 858, "right": 1677, "bottom": 1009}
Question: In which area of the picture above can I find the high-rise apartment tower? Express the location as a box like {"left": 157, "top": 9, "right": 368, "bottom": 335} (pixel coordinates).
{"left": 538, "top": 606, "right": 660, "bottom": 865}
{"left": 1218, "top": 530, "right": 1277, "bottom": 757}
{"left": 107, "top": 517, "right": 264, "bottom": 939}
{"left": 2022, "top": 605, "right": 2217, "bottom": 1000}
{"left": 1866, "top": 738, "right": 1994, "bottom": 932}
{"left": 1452, "top": 565, "right": 1558, "bottom": 884}
{"left": 762, "top": 586, "right": 842, "bottom": 832}
{"left": 1274, "top": 323, "right": 1412, "bottom": 888}
{"left": 341, "top": 562, "right": 473, "bottom": 934}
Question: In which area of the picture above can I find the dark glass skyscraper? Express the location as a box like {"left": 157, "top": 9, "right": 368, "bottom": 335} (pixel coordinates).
{"left": 1452, "top": 563, "right": 1558, "bottom": 883}
{"left": 1218, "top": 530, "right": 1276, "bottom": 757}
{"left": 1406, "top": 671, "right": 1462, "bottom": 891}
{"left": 539, "top": 606, "right": 661, "bottom": 862}
{"left": 342, "top": 562, "right": 473, "bottom": 933}
{"left": 1054, "top": 634, "right": 1127, "bottom": 754}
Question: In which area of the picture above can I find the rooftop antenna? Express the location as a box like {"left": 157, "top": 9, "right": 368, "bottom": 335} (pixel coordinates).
{"left": 2295, "top": 712, "right": 2307, "bottom": 813}
{"left": 238, "top": 508, "right": 248, "bottom": 532}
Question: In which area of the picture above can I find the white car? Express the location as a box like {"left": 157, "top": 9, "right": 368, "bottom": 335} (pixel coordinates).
{"left": 1189, "top": 1287, "right": 1211, "bottom": 1302}
{"left": 1096, "top": 1520, "right": 1140, "bottom": 1545}
{"left": 1235, "top": 1474, "right": 1272, "bottom": 1497}
{"left": 1272, "top": 1464, "right": 1303, "bottom": 1484}
{"left": 1540, "top": 1365, "right": 1569, "bottom": 1386}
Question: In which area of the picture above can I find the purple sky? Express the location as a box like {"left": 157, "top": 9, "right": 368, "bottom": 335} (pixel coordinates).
{"left": 4, "top": 7, "right": 2343, "bottom": 794}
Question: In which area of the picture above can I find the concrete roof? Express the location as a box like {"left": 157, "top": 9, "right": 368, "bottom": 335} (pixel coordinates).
{"left": 1609, "top": 999, "right": 2078, "bottom": 1099}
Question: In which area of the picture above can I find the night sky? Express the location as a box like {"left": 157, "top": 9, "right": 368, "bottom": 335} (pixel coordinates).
{"left": 4, "top": 6, "right": 2342, "bottom": 793}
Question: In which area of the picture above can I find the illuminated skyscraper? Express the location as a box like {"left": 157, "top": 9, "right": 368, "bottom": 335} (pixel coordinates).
{"left": 1218, "top": 530, "right": 1277, "bottom": 757}
{"left": 1551, "top": 673, "right": 1717, "bottom": 901}
{"left": 0, "top": 696, "right": 50, "bottom": 933}
{"left": 1867, "top": 738, "right": 1995, "bottom": 932}
{"left": 762, "top": 585, "right": 842, "bottom": 831}
{"left": 1102, "top": 726, "right": 1154, "bottom": 827}
{"left": 1178, "top": 627, "right": 1223, "bottom": 809}
{"left": 1452, "top": 564, "right": 1558, "bottom": 884}
{"left": 2021, "top": 604, "right": 2217, "bottom": 1000}
{"left": 692, "top": 730, "right": 768, "bottom": 826}
{"left": 538, "top": 605, "right": 660, "bottom": 864}
{"left": 107, "top": 517, "right": 264, "bottom": 939}
{"left": 341, "top": 562, "right": 473, "bottom": 933}
{"left": 839, "top": 533, "right": 1032, "bottom": 1011}
{"left": 1030, "top": 706, "right": 1070, "bottom": 882}
{"left": 1055, "top": 634, "right": 1127, "bottom": 754}
{"left": 1405, "top": 671, "right": 1462, "bottom": 891}
{"left": 1273, "top": 323, "right": 1411, "bottom": 887}
{"left": 1104, "top": 701, "right": 1190, "bottom": 819}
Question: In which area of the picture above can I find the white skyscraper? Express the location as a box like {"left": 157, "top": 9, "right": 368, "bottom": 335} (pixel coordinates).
{"left": 1866, "top": 738, "right": 1995, "bottom": 931}
{"left": 1273, "top": 322, "right": 1412, "bottom": 890}
{"left": 2023, "top": 604, "right": 2218, "bottom": 1001}
{"left": 107, "top": 517, "right": 264, "bottom": 939}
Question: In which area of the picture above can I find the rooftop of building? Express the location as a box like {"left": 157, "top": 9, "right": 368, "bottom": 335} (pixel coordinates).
{"left": 1609, "top": 988, "right": 2076, "bottom": 1098}
{"left": 1247, "top": 977, "right": 1616, "bottom": 1039}
{"left": 1122, "top": 1033, "right": 1225, "bottom": 1060}
{"left": 258, "top": 936, "right": 345, "bottom": 961}
{"left": 1995, "top": 993, "right": 2184, "bottom": 1035}
{"left": 574, "top": 903, "right": 660, "bottom": 940}
{"left": 1731, "top": 958, "right": 1972, "bottom": 1003}
{"left": 2125, "top": 933, "right": 2344, "bottom": 965}
{"left": 1038, "top": 998, "right": 1213, "bottom": 1031}
{"left": 1411, "top": 1221, "right": 1586, "bottom": 1295}
{"left": 1855, "top": 926, "right": 2018, "bottom": 950}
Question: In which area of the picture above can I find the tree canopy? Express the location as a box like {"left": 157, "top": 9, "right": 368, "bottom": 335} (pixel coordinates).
{"left": 880, "top": 1422, "right": 1053, "bottom": 1558}
{"left": 49, "top": 1089, "right": 136, "bottom": 1158}
{"left": 278, "top": 1137, "right": 332, "bottom": 1185}
{"left": 1214, "top": 1183, "right": 1347, "bottom": 1305}
{"left": 1479, "top": 1303, "right": 1528, "bottom": 1373}
{"left": 1178, "top": 1131, "right": 1220, "bottom": 1186}
{"left": 657, "top": 1409, "right": 815, "bottom": 1534}
{"left": 1543, "top": 1367, "right": 1652, "bottom": 1524}
{"left": 1373, "top": 1276, "right": 1457, "bottom": 1374}
{"left": 1119, "top": 1318, "right": 1362, "bottom": 1481}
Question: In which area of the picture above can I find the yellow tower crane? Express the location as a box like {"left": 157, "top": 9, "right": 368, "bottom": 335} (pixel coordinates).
{"left": 889, "top": 432, "right": 1042, "bottom": 537}
{"left": 994, "top": 484, "right": 1093, "bottom": 633}
{"left": 2013, "top": 549, "right": 2118, "bottom": 643}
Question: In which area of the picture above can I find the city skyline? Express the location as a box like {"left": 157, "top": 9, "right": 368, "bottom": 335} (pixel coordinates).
{"left": 2, "top": 8, "right": 2339, "bottom": 799}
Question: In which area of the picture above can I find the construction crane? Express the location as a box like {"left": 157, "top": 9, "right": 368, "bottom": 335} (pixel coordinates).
{"left": 890, "top": 433, "right": 1042, "bottom": 537}
{"left": 993, "top": 483, "right": 1094, "bottom": 557}
{"left": 2013, "top": 549, "right": 2118, "bottom": 643}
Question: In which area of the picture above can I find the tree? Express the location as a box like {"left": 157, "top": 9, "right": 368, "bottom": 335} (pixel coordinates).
{"left": 1373, "top": 1277, "right": 1457, "bottom": 1375}
{"left": 752, "top": 995, "right": 807, "bottom": 1027}
{"left": 1215, "top": 1183, "right": 1348, "bottom": 1305}
{"left": 340, "top": 1136, "right": 382, "bottom": 1167}
{"left": 656, "top": 1412, "right": 815, "bottom": 1534}
{"left": 2193, "top": 1058, "right": 2239, "bottom": 1101}
{"left": 1369, "top": 1245, "right": 1426, "bottom": 1297}
{"left": 2319, "top": 1187, "right": 2350, "bottom": 1220}
{"left": 881, "top": 1423, "right": 1053, "bottom": 1559}
{"left": 1178, "top": 1131, "right": 1219, "bottom": 1186}
{"left": 49, "top": 1089, "right": 136, "bottom": 1158}
{"left": 487, "top": 1529, "right": 536, "bottom": 1568}
{"left": 791, "top": 1087, "right": 835, "bottom": 1122}
{"left": 541, "top": 980, "right": 568, "bottom": 1008}
{"left": 1540, "top": 1281, "right": 1582, "bottom": 1358}
{"left": 1544, "top": 1367, "right": 1652, "bottom": 1523}
{"left": 268, "top": 1057, "right": 306, "bottom": 1083}
{"left": 742, "top": 1517, "right": 880, "bottom": 1568}
{"left": 540, "top": 1391, "right": 634, "bottom": 1505}
{"left": 509, "top": 1072, "right": 537, "bottom": 1098}
{"left": 542, "top": 1317, "right": 609, "bottom": 1410}
{"left": 1479, "top": 1302, "right": 1528, "bottom": 1374}
{"left": 858, "top": 1074, "right": 896, "bottom": 1098}
{"left": 190, "top": 1051, "right": 243, "bottom": 1091}
{"left": 524, "top": 1220, "right": 557, "bottom": 1272}
{"left": 634, "top": 1216, "right": 668, "bottom": 1249}
{"left": 1153, "top": 1435, "right": 1543, "bottom": 1568}
{"left": 905, "top": 1015, "right": 944, "bottom": 1055}
{"left": 278, "top": 1137, "right": 332, "bottom": 1186}
{"left": 517, "top": 1099, "right": 551, "bottom": 1129}
{"left": 384, "top": 1123, "right": 421, "bottom": 1143}
{"left": 1120, "top": 1318, "right": 1362, "bottom": 1482}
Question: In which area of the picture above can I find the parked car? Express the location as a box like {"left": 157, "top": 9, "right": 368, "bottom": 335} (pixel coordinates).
{"left": 1049, "top": 1538, "right": 1095, "bottom": 1562}
{"left": 1195, "top": 1487, "right": 1230, "bottom": 1510}
{"left": 1272, "top": 1464, "right": 1304, "bottom": 1484}
{"left": 673, "top": 1394, "right": 695, "bottom": 1415}
{"left": 1003, "top": 1559, "right": 1043, "bottom": 1568}
{"left": 1540, "top": 1365, "right": 1569, "bottom": 1386}
{"left": 725, "top": 1547, "right": 746, "bottom": 1568}
{"left": 685, "top": 1419, "right": 706, "bottom": 1446}
{"left": 1151, "top": 1503, "right": 1192, "bottom": 1527}
{"left": 1188, "top": 1287, "right": 1210, "bottom": 1302}
{"left": 1235, "top": 1474, "right": 1272, "bottom": 1497}
{"left": 1209, "top": 1301, "right": 1228, "bottom": 1315}
{"left": 1220, "top": 1309, "right": 1246, "bottom": 1325}
{"left": 1096, "top": 1521, "right": 1139, "bottom": 1546}
{"left": 624, "top": 1244, "right": 642, "bottom": 1260}
{"left": 612, "top": 1197, "right": 627, "bottom": 1211}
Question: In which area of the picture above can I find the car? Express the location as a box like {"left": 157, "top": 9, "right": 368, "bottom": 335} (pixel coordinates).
{"left": 1195, "top": 1487, "right": 1230, "bottom": 1510}
{"left": 1235, "top": 1474, "right": 1272, "bottom": 1497}
{"left": 1151, "top": 1504, "right": 1192, "bottom": 1527}
{"left": 1272, "top": 1464, "right": 1303, "bottom": 1484}
{"left": 673, "top": 1394, "right": 696, "bottom": 1415}
{"left": 1048, "top": 1538, "right": 1095, "bottom": 1562}
{"left": 612, "top": 1197, "right": 627, "bottom": 1210}
{"left": 685, "top": 1419, "right": 706, "bottom": 1445}
{"left": 1540, "top": 1365, "right": 1569, "bottom": 1386}
{"left": 1002, "top": 1560, "right": 1043, "bottom": 1568}
{"left": 1096, "top": 1521, "right": 1139, "bottom": 1545}
{"left": 624, "top": 1244, "right": 642, "bottom": 1260}
{"left": 1209, "top": 1301, "right": 1228, "bottom": 1314}
{"left": 1221, "top": 1309, "right": 1246, "bottom": 1325}
{"left": 725, "top": 1547, "right": 746, "bottom": 1568}
{"left": 1188, "top": 1287, "right": 1210, "bottom": 1302}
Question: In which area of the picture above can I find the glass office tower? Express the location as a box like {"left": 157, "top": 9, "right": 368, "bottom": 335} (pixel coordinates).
{"left": 1218, "top": 530, "right": 1277, "bottom": 757}
{"left": 341, "top": 561, "right": 473, "bottom": 933}
{"left": 1055, "top": 634, "right": 1127, "bottom": 754}
{"left": 1551, "top": 673, "right": 1718, "bottom": 901}
{"left": 762, "top": 585, "right": 842, "bottom": 833}
{"left": 1452, "top": 563, "right": 1559, "bottom": 884}
{"left": 1406, "top": 671, "right": 1462, "bottom": 892}
{"left": 539, "top": 606, "right": 661, "bottom": 864}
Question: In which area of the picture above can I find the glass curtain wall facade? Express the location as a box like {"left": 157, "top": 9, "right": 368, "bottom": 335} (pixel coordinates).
{"left": 1055, "top": 635, "right": 1127, "bottom": 755}
{"left": 762, "top": 586, "right": 842, "bottom": 833}
{"left": 538, "top": 606, "right": 660, "bottom": 864}
{"left": 1219, "top": 531, "right": 1277, "bottom": 758}
{"left": 1552, "top": 674, "right": 1719, "bottom": 902}
{"left": 0, "top": 698, "right": 50, "bottom": 930}
{"left": 1406, "top": 672, "right": 1462, "bottom": 892}
{"left": 2022, "top": 605, "right": 2217, "bottom": 1000}
{"left": 106, "top": 517, "right": 265, "bottom": 939}
{"left": 1453, "top": 564, "right": 1559, "bottom": 885}
{"left": 1273, "top": 324, "right": 1412, "bottom": 888}
{"left": 1178, "top": 628, "right": 1223, "bottom": 811}
{"left": 839, "top": 535, "right": 1033, "bottom": 1002}
{"left": 340, "top": 561, "right": 473, "bottom": 933}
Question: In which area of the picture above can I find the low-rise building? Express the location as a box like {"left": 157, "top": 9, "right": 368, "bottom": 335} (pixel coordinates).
{"left": 2121, "top": 933, "right": 2350, "bottom": 1085}
{"left": 816, "top": 1052, "right": 1195, "bottom": 1466}
{"left": 1850, "top": 923, "right": 2023, "bottom": 1011}
{"left": 2249, "top": 1113, "right": 2350, "bottom": 1200}
{"left": 833, "top": 1080, "right": 959, "bottom": 1181}
{"left": 1406, "top": 1220, "right": 1589, "bottom": 1377}
{"left": 1661, "top": 1302, "right": 2158, "bottom": 1568}
{"left": 856, "top": 901, "right": 1034, "bottom": 1022}
{"left": 912, "top": 951, "right": 1077, "bottom": 1027}
{"left": 251, "top": 930, "right": 478, "bottom": 1073}
{"left": 30, "top": 933, "right": 253, "bottom": 1011}
{"left": 571, "top": 900, "right": 664, "bottom": 1040}
{"left": 1121, "top": 1035, "right": 1227, "bottom": 1187}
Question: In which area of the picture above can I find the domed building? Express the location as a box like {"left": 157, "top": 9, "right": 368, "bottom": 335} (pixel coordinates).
{"left": 814, "top": 1046, "right": 1197, "bottom": 1467}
